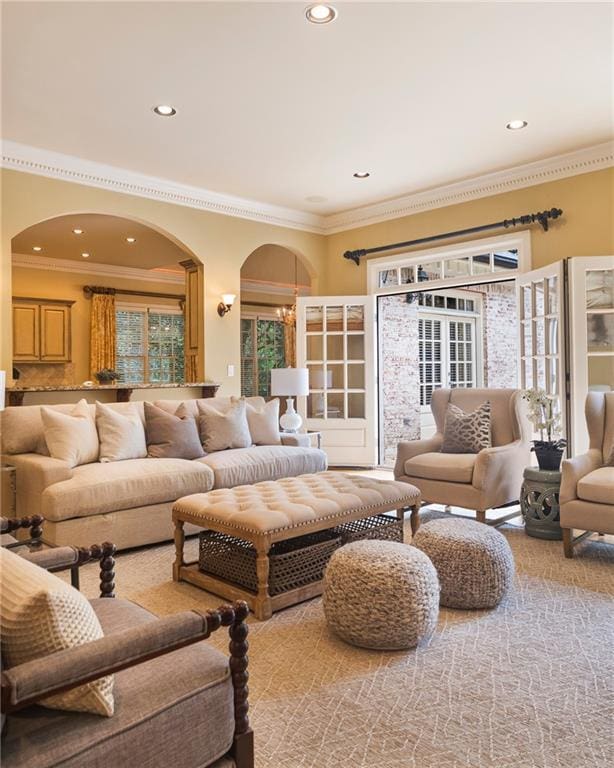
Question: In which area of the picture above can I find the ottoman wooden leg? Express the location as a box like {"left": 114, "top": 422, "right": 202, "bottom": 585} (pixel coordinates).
{"left": 173, "top": 518, "right": 186, "bottom": 581}
{"left": 254, "top": 540, "right": 272, "bottom": 620}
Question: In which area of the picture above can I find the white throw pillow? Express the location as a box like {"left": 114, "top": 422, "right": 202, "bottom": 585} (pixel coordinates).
{"left": 197, "top": 397, "right": 252, "bottom": 452}
{"left": 246, "top": 398, "right": 281, "bottom": 445}
{"left": 0, "top": 547, "right": 114, "bottom": 717}
{"left": 95, "top": 401, "right": 147, "bottom": 462}
{"left": 41, "top": 399, "right": 99, "bottom": 467}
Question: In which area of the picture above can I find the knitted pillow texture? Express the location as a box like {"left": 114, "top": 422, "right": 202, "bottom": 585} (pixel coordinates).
{"left": 441, "top": 401, "right": 492, "bottom": 454}
{"left": 0, "top": 548, "right": 114, "bottom": 717}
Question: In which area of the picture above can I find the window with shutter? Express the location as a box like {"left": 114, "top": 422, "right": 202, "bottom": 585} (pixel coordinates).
{"left": 116, "top": 306, "right": 184, "bottom": 385}
{"left": 240, "top": 316, "right": 285, "bottom": 397}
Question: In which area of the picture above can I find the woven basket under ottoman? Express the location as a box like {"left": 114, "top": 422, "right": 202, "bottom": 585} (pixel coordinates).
{"left": 413, "top": 518, "right": 514, "bottom": 609}
{"left": 323, "top": 540, "right": 440, "bottom": 650}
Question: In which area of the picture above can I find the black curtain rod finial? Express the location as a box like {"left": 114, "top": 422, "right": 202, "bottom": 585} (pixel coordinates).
{"left": 343, "top": 249, "right": 367, "bottom": 266}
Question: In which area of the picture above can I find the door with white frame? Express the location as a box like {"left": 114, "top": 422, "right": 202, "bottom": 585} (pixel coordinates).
{"left": 569, "top": 256, "right": 614, "bottom": 455}
{"left": 517, "top": 261, "right": 567, "bottom": 445}
{"left": 296, "top": 296, "right": 377, "bottom": 466}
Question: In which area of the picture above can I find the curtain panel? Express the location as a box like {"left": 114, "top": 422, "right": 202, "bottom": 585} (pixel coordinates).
{"left": 284, "top": 323, "right": 296, "bottom": 367}
{"left": 90, "top": 293, "right": 116, "bottom": 377}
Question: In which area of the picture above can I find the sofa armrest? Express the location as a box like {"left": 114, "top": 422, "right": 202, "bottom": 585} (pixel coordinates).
{"left": 1, "top": 601, "right": 249, "bottom": 714}
{"left": 280, "top": 433, "right": 311, "bottom": 448}
{"left": 394, "top": 434, "right": 443, "bottom": 478}
{"left": 560, "top": 450, "right": 603, "bottom": 504}
{"left": 472, "top": 440, "right": 527, "bottom": 493}
{"left": 3, "top": 454, "right": 73, "bottom": 518}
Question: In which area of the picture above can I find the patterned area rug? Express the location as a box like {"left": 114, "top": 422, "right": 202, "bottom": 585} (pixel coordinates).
{"left": 76, "top": 519, "right": 614, "bottom": 768}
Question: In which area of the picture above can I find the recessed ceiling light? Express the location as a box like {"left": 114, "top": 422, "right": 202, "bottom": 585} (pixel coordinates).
{"left": 32, "top": 246, "right": 42, "bottom": 251}
{"left": 153, "top": 104, "right": 176, "bottom": 117}
{"left": 506, "top": 119, "right": 528, "bottom": 131}
{"left": 305, "top": 4, "right": 337, "bottom": 24}
{"left": 72, "top": 228, "right": 83, "bottom": 234}
{"left": 126, "top": 237, "right": 136, "bottom": 243}
{"left": 353, "top": 171, "right": 370, "bottom": 179}
{"left": 81, "top": 252, "right": 90, "bottom": 258}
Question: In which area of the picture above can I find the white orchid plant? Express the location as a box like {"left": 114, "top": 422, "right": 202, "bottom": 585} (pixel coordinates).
{"left": 522, "top": 388, "right": 566, "bottom": 449}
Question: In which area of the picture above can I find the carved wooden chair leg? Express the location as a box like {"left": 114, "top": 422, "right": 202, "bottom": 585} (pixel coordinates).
{"left": 225, "top": 601, "right": 254, "bottom": 768}
{"left": 77, "top": 542, "right": 117, "bottom": 598}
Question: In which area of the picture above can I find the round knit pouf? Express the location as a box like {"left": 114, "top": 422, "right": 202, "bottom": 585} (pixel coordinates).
{"left": 322, "top": 540, "right": 440, "bottom": 650}
{"left": 413, "top": 518, "right": 514, "bottom": 609}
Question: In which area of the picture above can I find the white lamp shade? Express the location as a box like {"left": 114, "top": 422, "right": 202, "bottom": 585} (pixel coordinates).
{"left": 271, "top": 367, "right": 309, "bottom": 397}
{"left": 221, "top": 294, "right": 236, "bottom": 306}
{"left": 0, "top": 370, "right": 5, "bottom": 411}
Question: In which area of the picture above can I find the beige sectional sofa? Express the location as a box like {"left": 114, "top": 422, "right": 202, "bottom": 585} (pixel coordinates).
{"left": 1, "top": 396, "right": 327, "bottom": 550}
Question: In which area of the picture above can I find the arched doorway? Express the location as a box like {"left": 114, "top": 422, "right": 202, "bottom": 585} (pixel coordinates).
{"left": 11, "top": 213, "right": 202, "bottom": 395}
{"left": 239, "top": 244, "right": 311, "bottom": 397}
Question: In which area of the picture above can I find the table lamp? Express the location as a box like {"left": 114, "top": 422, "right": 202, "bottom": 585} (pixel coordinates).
{"left": 270, "top": 367, "right": 309, "bottom": 433}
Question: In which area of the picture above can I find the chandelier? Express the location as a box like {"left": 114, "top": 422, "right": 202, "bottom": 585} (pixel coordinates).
{"left": 277, "top": 254, "right": 299, "bottom": 326}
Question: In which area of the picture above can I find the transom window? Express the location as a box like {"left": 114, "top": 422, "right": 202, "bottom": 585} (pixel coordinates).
{"left": 116, "top": 305, "right": 185, "bottom": 385}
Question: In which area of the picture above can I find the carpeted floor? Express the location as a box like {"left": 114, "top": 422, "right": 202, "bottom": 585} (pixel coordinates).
{"left": 75, "top": 516, "right": 614, "bottom": 768}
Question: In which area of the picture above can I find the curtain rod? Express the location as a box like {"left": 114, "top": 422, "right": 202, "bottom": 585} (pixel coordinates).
{"left": 83, "top": 285, "right": 185, "bottom": 301}
{"left": 343, "top": 207, "right": 563, "bottom": 266}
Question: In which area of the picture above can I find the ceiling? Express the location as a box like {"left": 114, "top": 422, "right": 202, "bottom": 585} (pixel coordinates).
{"left": 2, "top": 2, "right": 612, "bottom": 217}
{"left": 12, "top": 214, "right": 190, "bottom": 269}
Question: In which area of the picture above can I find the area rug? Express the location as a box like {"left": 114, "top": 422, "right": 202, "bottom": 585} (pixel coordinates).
{"left": 76, "top": 520, "right": 614, "bottom": 768}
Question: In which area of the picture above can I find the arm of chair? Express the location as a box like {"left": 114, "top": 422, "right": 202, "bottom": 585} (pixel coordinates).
{"left": 1, "top": 514, "right": 44, "bottom": 543}
{"left": 560, "top": 450, "right": 603, "bottom": 504}
{"left": 20, "top": 542, "right": 117, "bottom": 598}
{"left": 1, "top": 601, "right": 250, "bottom": 721}
{"left": 394, "top": 434, "right": 443, "bottom": 479}
{"left": 3, "top": 454, "right": 73, "bottom": 517}
{"left": 472, "top": 440, "right": 527, "bottom": 494}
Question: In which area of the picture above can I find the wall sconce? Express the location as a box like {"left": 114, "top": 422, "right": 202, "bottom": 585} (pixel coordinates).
{"left": 217, "top": 293, "right": 236, "bottom": 317}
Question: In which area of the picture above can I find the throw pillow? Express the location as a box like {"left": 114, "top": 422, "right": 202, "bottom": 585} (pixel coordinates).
{"left": 246, "top": 398, "right": 281, "bottom": 446}
{"left": 0, "top": 547, "right": 114, "bottom": 717}
{"left": 144, "top": 401, "right": 205, "bottom": 459}
{"left": 41, "top": 399, "right": 99, "bottom": 468}
{"left": 197, "top": 397, "right": 252, "bottom": 452}
{"left": 96, "top": 401, "right": 147, "bottom": 462}
{"left": 441, "top": 401, "right": 492, "bottom": 454}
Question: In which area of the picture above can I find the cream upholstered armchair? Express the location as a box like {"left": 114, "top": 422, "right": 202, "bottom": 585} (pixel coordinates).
{"left": 395, "top": 388, "right": 531, "bottom": 528}
{"left": 560, "top": 391, "right": 614, "bottom": 558}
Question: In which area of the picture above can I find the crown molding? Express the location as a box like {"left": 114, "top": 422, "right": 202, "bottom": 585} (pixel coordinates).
{"left": 322, "top": 141, "right": 614, "bottom": 233}
{"left": 2, "top": 139, "right": 612, "bottom": 236}
{"left": 1, "top": 140, "right": 326, "bottom": 235}
{"left": 12, "top": 252, "right": 185, "bottom": 284}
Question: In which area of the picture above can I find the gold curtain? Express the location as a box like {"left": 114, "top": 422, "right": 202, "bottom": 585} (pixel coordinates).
{"left": 90, "top": 293, "right": 116, "bottom": 377}
{"left": 284, "top": 323, "right": 296, "bottom": 367}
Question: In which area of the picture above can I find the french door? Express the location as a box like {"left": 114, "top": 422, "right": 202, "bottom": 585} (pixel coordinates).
{"left": 296, "top": 296, "right": 377, "bottom": 466}
{"left": 516, "top": 262, "right": 567, "bottom": 444}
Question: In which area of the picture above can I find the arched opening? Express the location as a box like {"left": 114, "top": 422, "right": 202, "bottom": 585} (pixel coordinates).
{"left": 239, "top": 244, "right": 311, "bottom": 397}
{"left": 11, "top": 213, "right": 202, "bottom": 394}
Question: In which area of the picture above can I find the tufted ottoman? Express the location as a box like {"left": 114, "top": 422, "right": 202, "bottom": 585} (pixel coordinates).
{"left": 172, "top": 472, "right": 421, "bottom": 619}
{"left": 323, "top": 540, "right": 439, "bottom": 649}
{"left": 413, "top": 518, "right": 514, "bottom": 609}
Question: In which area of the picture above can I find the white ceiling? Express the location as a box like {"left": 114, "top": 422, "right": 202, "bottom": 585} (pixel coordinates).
{"left": 2, "top": 1, "right": 612, "bottom": 217}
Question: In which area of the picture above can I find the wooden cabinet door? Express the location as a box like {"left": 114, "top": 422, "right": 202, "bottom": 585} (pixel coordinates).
{"left": 13, "top": 303, "right": 40, "bottom": 360}
{"left": 40, "top": 304, "right": 71, "bottom": 361}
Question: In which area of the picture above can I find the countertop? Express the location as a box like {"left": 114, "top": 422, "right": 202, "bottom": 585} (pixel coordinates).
{"left": 7, "top": 382, "right": 219, "bottom": 392}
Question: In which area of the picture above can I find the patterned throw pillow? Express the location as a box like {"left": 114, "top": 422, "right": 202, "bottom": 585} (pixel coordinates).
{"left": 441, "top": 401, "right": 492, "bottom": 454}
{"left": 0, "top": 548, "right": 114, "bottom": 716}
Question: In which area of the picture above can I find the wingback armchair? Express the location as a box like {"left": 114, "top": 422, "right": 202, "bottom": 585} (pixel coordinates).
{"left": 560, "top": 391, "right": 614, "bottom": 558}
{"left": 395, "top": 388, "right": 531, "bottom": 528}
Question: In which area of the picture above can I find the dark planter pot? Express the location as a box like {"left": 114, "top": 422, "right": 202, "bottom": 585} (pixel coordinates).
{"left": 533, "top": 442, "right": 565, "bottom": 471}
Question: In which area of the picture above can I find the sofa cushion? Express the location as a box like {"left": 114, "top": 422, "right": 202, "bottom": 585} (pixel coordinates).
{"left": 41, "top": 399, "right": 100, "bottom": 468}
{"left": 96, "top": 401, "right": 147, "bottom": 463}
{"left": 42, "top": 459, "right": 215, "bottom": 522}
{"left": 0, "top": 548, "right": 113, "bottom": 718}
{"left": 197, "top": 445, "right": 328, "bottom": 489}
{"left": 197, "top": 398, "right": 252, "bottom": 453}
{"left": 577, "top": 467, "right": 614, "bottom": 505}
{"left": 144, "top": 402, "right": 204, "bottom": 460}
{"left": 404, "top": 452, "right": 477, "bottom": 484}
{"left": 442, "top": 401, "right": 491, "bottom": 454}
{"left": 2, "top": 598, "right": 235, "bottom": 768}
{"left": 246, "top": 398, "right": 281, "bottom": 446}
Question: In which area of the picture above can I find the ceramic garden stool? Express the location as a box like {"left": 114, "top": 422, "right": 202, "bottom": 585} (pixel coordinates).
{"left": 413, "top": 518, "right": 514, "bottom": 609}
{"left": 322, "top": 540, "right": 439, "bottom": 650}
{"left": 520, "top": 467, "right": 563, "bottom": 540}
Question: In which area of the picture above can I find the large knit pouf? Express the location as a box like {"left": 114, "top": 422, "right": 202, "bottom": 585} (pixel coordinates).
{"left": 413, "top": 518, "right": 514, "bottom": 609}
{"left": 323, "top": 540, "right": 440, "bottom": 650}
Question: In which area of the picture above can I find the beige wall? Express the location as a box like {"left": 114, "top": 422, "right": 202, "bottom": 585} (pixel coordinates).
{"left": 322, "top": 168, "right": 614, "bottom": 295}
{"left": 1, "top": 169, "right": 327, "bottom": 395}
